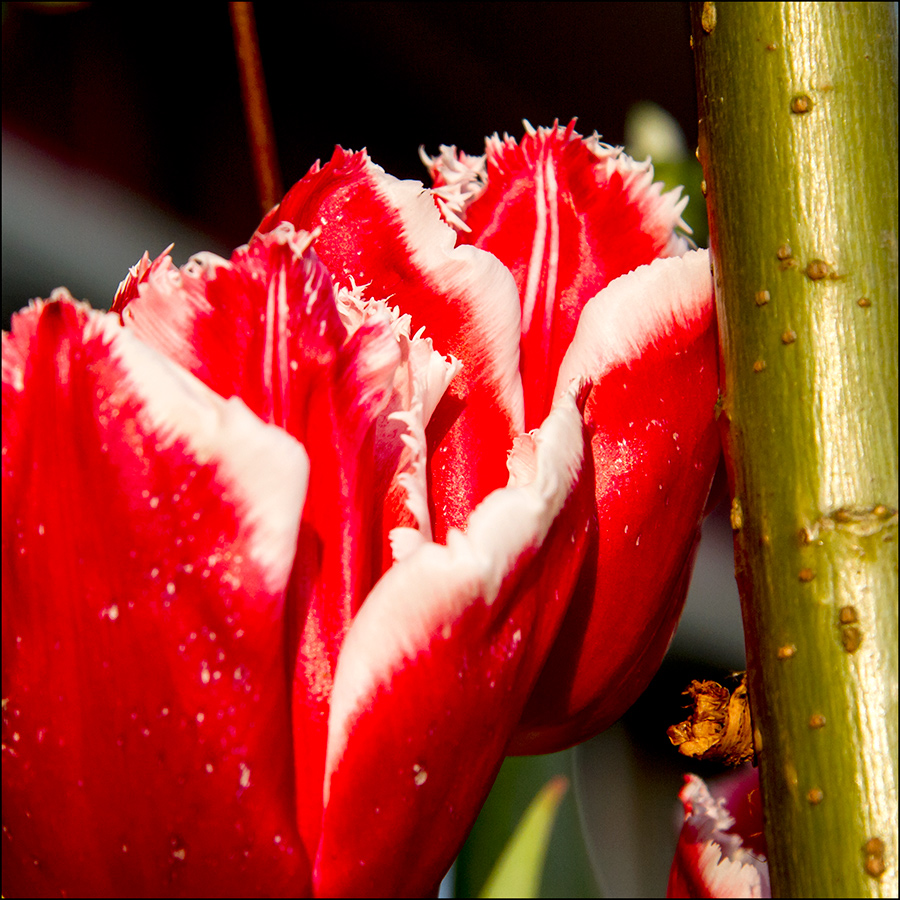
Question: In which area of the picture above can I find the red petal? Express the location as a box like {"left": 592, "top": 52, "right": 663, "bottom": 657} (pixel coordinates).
{"left": 259, "top": 147, "right": 525, "bottom": 538}
{"left": 511, "top": 250, "right": 720, "bottom": 753}
{"left": 110, "top": 226, "right": 417, "bottom": 857}
{"left": 112, "top": 246, "right": 171, "bottom": 311}
{"left": 668, "top": 772, "right": 769, "bottom": 899}
{"left": 2, "top": 298, "right": 312, "bottom": 895}
{"left": 426, "top": 122, "right": 690, "bottom": 429}
{"left": 313, "top": 386, "right": 593, "bottom": 897}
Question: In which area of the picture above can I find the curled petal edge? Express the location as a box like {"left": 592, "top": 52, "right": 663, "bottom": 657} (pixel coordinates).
{"left": 509, "top": 248, "right": 719, "bottom": 753}
{"left": 423, "top": 120, "right": 691, "bottom": 257}
{"left": 669, "top": 774, "right": 770, "bottom": 899}
{"left": 313, "top": 381, "right": 590, "bottom": 896}
{"left": 325, "top": 379, "right": 589, "bottom": 796}
{"left": 555, "top": 248, "right": 714, "bottom": 395}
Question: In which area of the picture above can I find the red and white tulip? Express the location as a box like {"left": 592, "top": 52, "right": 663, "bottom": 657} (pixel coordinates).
{"left": 668, "top": 770, "right": 770, "bottom": 899}
{"left": 3, "top": 122, "right": 719, "bottom": 896}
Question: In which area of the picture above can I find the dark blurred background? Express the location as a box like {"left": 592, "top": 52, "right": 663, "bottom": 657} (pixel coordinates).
{"left": 3, "top": 2, "right": 699, "bottom": 324}
{"left": 3, "top": 4, "right": 746, "bottom": 896}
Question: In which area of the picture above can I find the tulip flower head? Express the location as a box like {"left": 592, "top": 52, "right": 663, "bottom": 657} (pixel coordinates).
{"left": 3, "top": 122, "right": 719, "bottom": 896}
{"left": 668, "top": 770, "right": 770, "bottom": 899}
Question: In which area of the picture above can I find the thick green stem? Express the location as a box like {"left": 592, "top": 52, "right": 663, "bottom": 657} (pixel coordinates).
{"left": 690, "top": 3, "right": 898, "bottom": 897}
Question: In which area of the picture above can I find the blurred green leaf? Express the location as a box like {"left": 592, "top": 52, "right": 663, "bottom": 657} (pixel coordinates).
{"left": 478, "top": 775, "right": 568, "bottom": 899}
{"left": 455, "top": 751, "right": 596, "bottom": 898}
{"left": 624, "top": 101, "right": 689, "bottom": 163}
{"left": 625, "top": 100, "right": 709, "bottom": 247}
{"left": 653, "top": 158, "right": 708, "bottom": 248}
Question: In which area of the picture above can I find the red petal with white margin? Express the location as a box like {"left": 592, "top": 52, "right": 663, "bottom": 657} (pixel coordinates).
{"left": 668, "top": 771, "right": 769, "bottom": 898}
{"left": 110, "top": 226, "right": 422, "bottom": 858}
{"left": 2, "top": 297, "right": 311, "bottom": 896}
{"left": 425, "top": 122, "right": 690, "bottom": 429}
{"left": 331, "top": 281, "right": 463, "bottom": 561}
{"left": 258, "top": 147, "right": 525, "bottom": 539}
{"left": 510, "top": 250, "right": 720, "bottom": 753}
{"left": 314, "top": 385, "right": 593, "bottom": 898}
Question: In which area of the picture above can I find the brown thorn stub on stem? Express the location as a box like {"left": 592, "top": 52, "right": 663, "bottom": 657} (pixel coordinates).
{"left": 230, "top": 2, "right": 283, "bottom": 217}
{"left": 841, "top": 625, "right": 862, "bottom": 653}
{"left": 808, "top": 713, "right": 826, "bottom": 728}
{"left": 781, "top": 329, "right": 797, "bottom": 344}
{"left": 805, "top": 258, "right": 832, "bottom": 281}
{"left": 798, "top": 567, "right": 815, "bottom": 582}
{"left": 837, "top": 605, "right": 863, "bottom": 652}
{"left": 858, "top": 296, "right": 872, "bottom": 307}
{"left": 701, "top": 2, "right": 716, "bottom": 34}
{"left": 777, "top": 644, "right": 796, "bottom": 660}
{"left": 730, "top": 497, "right": 743, "bottom": 531}
{"left": 753, "top": 359, "right": 766, "bottom": 373}
{"left": 754, "top": 289, "right": 770, "bottom": 306}
{"left": 806, "top": 787, "right": 824, "bottom": 805}
{"left": 776, "top": 243, "right": 798, "bottom": 271}
{"left": 753, "top": 726, "right": 764, "bottom": 753}
{"left": 864, "top": 838, "right": 886, "bottom": 878}
{"left": 790, "top": 93, "right": 814, "bottom": 114}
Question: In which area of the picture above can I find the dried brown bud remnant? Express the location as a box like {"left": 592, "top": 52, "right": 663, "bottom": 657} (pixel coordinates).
{"left": 667, "top": 676, "right": 755, "bottom": 766}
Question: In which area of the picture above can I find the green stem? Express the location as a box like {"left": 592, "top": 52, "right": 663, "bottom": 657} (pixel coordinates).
{"left": 690, "top": 3, "right": 898, "bottom": 896}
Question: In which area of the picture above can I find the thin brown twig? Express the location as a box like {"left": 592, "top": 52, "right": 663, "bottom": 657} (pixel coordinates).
{"left": 229, "top": 2, "right": 283, "bottom": 216}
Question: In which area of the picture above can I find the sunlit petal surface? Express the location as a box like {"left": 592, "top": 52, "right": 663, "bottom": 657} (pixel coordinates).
{"left": 3, "top": 297, "right": 311, "bottom": 896}
{"left": 3, "top": 122, "right": 721, "bottom": 897}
